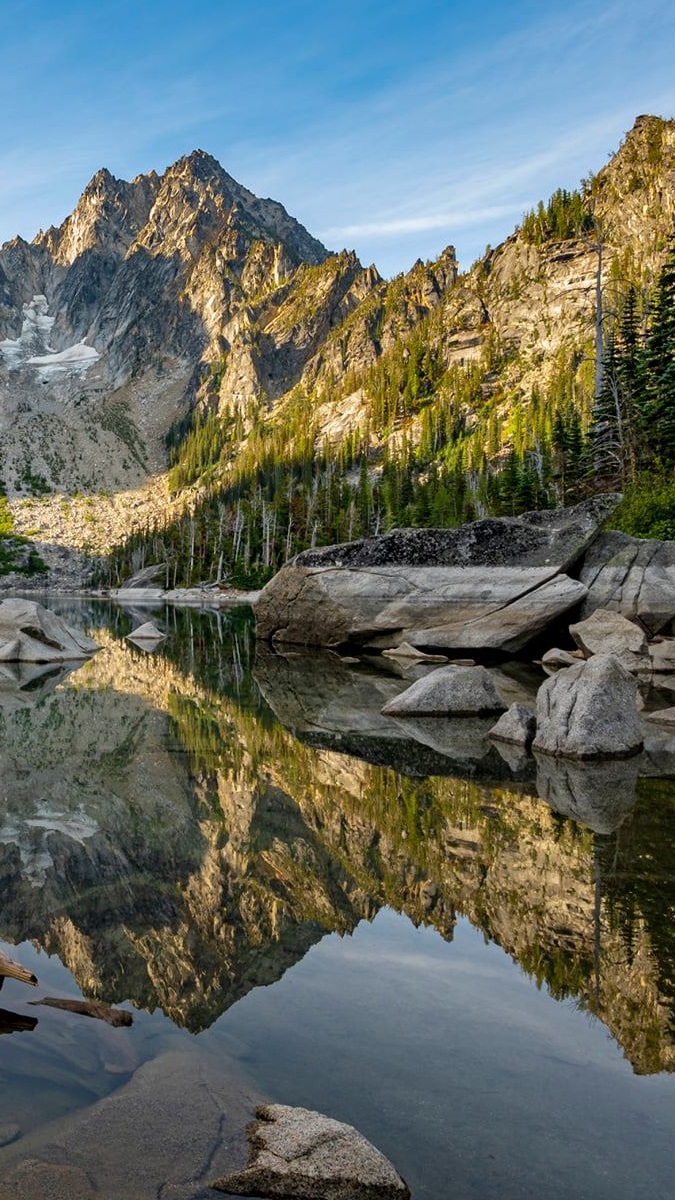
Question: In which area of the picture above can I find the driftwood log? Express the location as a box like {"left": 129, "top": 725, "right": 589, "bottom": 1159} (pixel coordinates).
{"left": 29, "top": 997, "right": 133, "bottom": 1027}
{"left": 0, "top": 951, "right": 38, "bottom": 988}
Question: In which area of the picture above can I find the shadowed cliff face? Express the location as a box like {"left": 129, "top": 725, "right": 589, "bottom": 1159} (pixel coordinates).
{"left": 0, "top": 605, "right": 673, "bottom": 1073}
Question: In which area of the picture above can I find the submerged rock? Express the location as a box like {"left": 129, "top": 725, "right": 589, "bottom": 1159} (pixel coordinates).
{"left": 0, "top": 599, "right": 98, "bottom": 662}
{"left": 255, "top": 498, "right": 617, "bottom": 651}
{"left": 381, "top": 665, "right": 506, "bottom": 718}
{"left": 488, "top": 702, "right": 536, "bottom": 747}
{"left": 212, "top": 1103, "right": 410, "bottom": 1200}
{"left": 532, "top": 654, "right": 643, "bottom": 759}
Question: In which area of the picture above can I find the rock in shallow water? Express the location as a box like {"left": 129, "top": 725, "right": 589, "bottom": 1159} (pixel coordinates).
{"left": 0, "top": 599, "right": 98, "bottom": 662}
{"left": 569, "top": 607, "right": 650, "bottom": 674}
{"left": 488, "top": 702, "right": 536, "bottom": 747}
{"left": 532, "top": 654, "right": 643, "bottom": 760}
{"left": 212, "top": 1103, "right": 410, "bottom": 1200}
{"left": 381, "top": 665, "right": 506, "bottom": 718}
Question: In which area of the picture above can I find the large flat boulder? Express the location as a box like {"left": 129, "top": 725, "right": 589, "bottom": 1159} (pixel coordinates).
{"left": 578, "top": 531, "right": 675, "bottom": 636}
{"left": 0, "top": 599, "right": 98, "bottom": 662}
{"left": 532, "top": 654, "right": 643, "bottom": 760}
{"left": 256, "top": 497, "right": 618, "bottom": 651}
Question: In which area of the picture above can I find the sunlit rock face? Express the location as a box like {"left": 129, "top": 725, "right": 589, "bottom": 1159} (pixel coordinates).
{"left": 0, "top": 613, "right": 673, "bottom": 1074}
{"left": 0, "top": 152, "right": 332, "bottom": 502}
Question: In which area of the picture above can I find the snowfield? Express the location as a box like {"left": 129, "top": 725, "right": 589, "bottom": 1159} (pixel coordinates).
{"left": 0, "top": 294, "right": 99, "bottom": 377}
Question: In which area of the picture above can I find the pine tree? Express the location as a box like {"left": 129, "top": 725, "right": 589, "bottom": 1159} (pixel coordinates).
{"left": 642, "top": 239, "right": 675, "bottom": 466}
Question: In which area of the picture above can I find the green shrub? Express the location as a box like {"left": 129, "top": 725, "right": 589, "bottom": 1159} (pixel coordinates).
{"left": 610, "top": 475, "right": 675, "bottom": 540}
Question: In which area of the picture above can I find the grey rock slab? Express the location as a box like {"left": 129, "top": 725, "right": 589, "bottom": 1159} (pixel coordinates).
{"left": 381, "top": 665, "right": 506, "bottom": 718}
{"left": 0, "top": 599, "right": 98, "bottom": 662}
{"left": 578, "top": 531, "right": 675, "bottom": 636}
{"left": 488, "top": 702, "right": 536, "bottom": 747}
{"left": 256, "top": 498, "right": 614, "bottom": 651}
{"left": 569, "top": 607, "right": 650, "bottom": 673}
{"left": 532, "top": 654, "right": 643, "bottom": 760}
{"left": 256, "top": 564, "right": 586, "bottom": 652}
{"left": 120, "top": 563, "right": 167, "bottom": 588}
{"left": 213, "top": 1103, "right": 410, "bottom": 1200}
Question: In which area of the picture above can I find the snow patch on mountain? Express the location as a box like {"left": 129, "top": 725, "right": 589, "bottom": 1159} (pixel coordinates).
{"left": 0, "top": 294, "right": 99, "bottom": 377}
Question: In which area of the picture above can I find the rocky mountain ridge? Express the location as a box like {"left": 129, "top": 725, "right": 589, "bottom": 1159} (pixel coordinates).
{"left": 0, "top": 151, "right": 330, "bottom": 512}
{"left": 1, "top": 116, "right": 674, "bottom": 572}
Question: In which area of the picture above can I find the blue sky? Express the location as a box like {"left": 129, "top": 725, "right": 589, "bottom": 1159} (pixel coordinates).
{"left": 1, "top": 0, "right": 674, "bottom": 276}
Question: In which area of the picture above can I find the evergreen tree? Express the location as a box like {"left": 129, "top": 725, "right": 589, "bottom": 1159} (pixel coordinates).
{"left": 642, "top": 239, "right": 675, "bottom": 466}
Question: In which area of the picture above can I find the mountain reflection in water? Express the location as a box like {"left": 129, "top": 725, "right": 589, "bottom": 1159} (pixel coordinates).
{"left": 0, "top": 600, "right": 674, "bottom": 1197}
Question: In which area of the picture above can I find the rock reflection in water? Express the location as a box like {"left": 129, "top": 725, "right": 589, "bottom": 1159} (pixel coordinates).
{"left": 534, "top": 754, "right": 640, "bottom": 834}
{"left": 0, "top": 603, "right": 673, "bottom": 1084}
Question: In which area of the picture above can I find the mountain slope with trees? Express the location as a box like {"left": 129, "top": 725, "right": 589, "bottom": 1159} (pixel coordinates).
{"left": 100, "top": 116, "right": 675, "bottom": 588}
{"left": 1, "top": 116, "right": 673, "bottom": 585}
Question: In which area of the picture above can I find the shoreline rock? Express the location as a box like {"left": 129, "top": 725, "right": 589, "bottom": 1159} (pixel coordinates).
{"left": 256, "top": 498, "right": 619, "bottom": 652}
{"left": 488, "top": 702, "right": 536, "bottom": 747}
{"left": 213, "top": 1103, "right": 410, "bottom": 1200}
{"left": 0, "top": 599, "right": 98, "bottom": 662}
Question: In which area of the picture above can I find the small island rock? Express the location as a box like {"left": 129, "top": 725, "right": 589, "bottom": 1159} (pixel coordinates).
{"left": 126, "top": 621, "right": 167, "bottom": 643}
{"left": 381, "top": 665, "right": 506, "bottom": 718}
{"left": 488, "top": 702, "right": 536, "bottom": 747}
{"left": 532, "top": 654, "right": 643, "bottom": 759}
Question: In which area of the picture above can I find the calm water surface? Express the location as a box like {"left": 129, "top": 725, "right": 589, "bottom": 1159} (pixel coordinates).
{"left": 0, "top": 599, "right": 674, "bottom": 1199}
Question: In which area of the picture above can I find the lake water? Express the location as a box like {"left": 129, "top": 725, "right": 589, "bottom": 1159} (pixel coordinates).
{"left": 0, "top": 600, "right": 674, "bottom": 1199}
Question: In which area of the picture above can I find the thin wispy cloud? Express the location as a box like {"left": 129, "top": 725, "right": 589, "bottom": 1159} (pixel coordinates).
{"left": 320, "top": 204, "right": 525, "bottom": 241}
{"left": 1, "top": 0, "right": 674, "bottom": 274}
